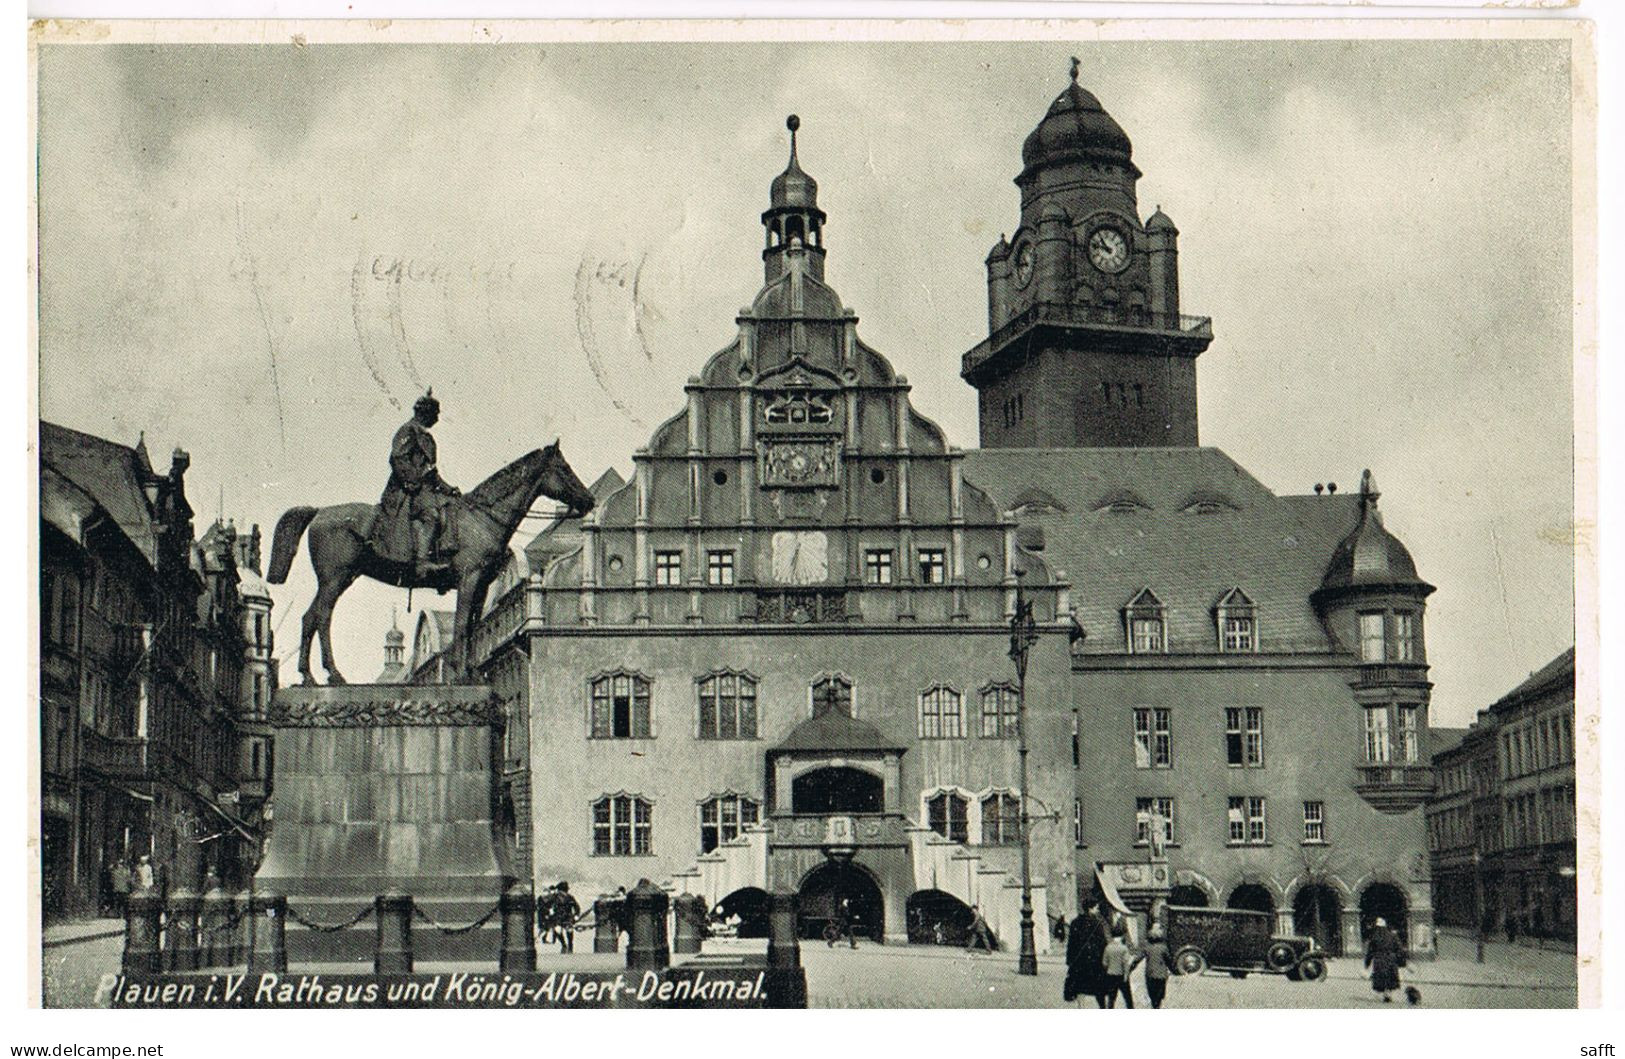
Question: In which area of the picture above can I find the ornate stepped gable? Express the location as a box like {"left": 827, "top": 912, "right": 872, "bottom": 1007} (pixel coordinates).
{"left": 542, "top": 117, "right": 1052, "bottom": 626}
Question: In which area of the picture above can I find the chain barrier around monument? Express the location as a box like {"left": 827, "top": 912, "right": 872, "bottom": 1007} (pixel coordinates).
{"left": 109, "top": 880, "right": 808, "bottom": 1009}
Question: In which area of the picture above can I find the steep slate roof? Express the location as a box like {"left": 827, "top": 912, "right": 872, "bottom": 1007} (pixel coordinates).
{"left": 39, "top": 421, "right": 159, "bottom": 564}
{"left": 1428, "top": 726, "right": 1471, "bottom": 758}
{"left": 773, "top": 709, "right": 906, "bottom": 754}
{"left": 962, "top": 447, "right": 1375, "bottom": 653}
{"left": 1488, "top": 647, "right": 1576, "bottom": 715}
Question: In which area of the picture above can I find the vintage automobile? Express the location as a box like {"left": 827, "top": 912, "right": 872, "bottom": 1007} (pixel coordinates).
{"left": 1164, "top": 905, "right": 1328, "bottom": 981}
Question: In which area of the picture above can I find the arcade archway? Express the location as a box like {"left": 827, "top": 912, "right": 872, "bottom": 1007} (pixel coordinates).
{"left": 797, "top": 860, "right": 884, "bottom": 942}
{"left": 791, "top": 767, "right": 884, "bottom": 814}
{"left": 1360, "top": 882, "right": 1409, "bottom": 945}
{"left": 714, "top": 887, "right": 771, "bottom": 939}
{"left": 906, "top": 889, "right": 975, "bottom": 946}
{"left": 1169, "top": 884, "right": 1210, "bottom": 908}
{"left": 1293, "top": 884, "right": 1345, "bottom": 955}
{"left": 1227, "top": 883, "right": 1276, "bottom": 916}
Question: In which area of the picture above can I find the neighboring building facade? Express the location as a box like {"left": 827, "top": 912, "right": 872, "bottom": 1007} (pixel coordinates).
{"left": 1428, "top": 648, "right": 1576, "bottom": 942}
{"left": 38, "top": 422, "right": 273, "bottom": 917}
{"left": 449, "top": 72, "right": 1444, "bottom": 954}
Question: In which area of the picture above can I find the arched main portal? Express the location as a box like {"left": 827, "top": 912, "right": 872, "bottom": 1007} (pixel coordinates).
{"left": 906, "top": 889, "right": 975, "bottom": 946}
{"left": 797, "top": 861, "right": 884, "bottom": 942}
{"left": 1169, "top": 884, "right": 1210, "bottom": 908}
{"left": 1360, "top": 882, "right": 1409, "bottom": 945}
{"left": 1227, "top": 883, "right": 1276, "bottom": 916}
{"left": 1293, "top": 884, "right": 1345, "bottom": 956}
{"left": 715, "top": 887, "right": 771, "bottom": 939}
{"left": 791, "top": 767, "right": 884, "bottom": 815}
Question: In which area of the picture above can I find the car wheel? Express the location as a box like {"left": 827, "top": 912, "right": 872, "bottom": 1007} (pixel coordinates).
{"left": 1266, "top": 941, "right": 1299, "bottom": 971}
{"left": 1296, "top": 955, "right": 1327, "bottom": 982}
{"left": 1173, "top": 947, "right": 1207, "bottom": 976}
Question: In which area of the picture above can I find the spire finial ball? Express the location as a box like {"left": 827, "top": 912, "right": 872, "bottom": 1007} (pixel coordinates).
{"left": 787, "top": 114, "right": 800, "bottom": 132}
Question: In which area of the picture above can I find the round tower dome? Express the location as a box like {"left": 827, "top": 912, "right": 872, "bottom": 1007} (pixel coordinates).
{"left": 1019, "top": 64, "right": 1134, "bottom": 181}
{"left": 1317, "top": 471, "right": 1432, "bottom": 595}
{"left": 769, "top": 115, "right": 819, "bottom": 210}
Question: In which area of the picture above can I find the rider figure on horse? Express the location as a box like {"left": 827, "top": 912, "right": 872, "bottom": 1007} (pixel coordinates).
{"left": 376, "top": 390, "right": 461, "bottom": 582}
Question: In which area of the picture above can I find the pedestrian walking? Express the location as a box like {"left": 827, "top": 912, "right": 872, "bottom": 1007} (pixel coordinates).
{"left": 133, "top": 854, "right": 155, "bottom": 894}
{"left": 1363, "top": 916, "right": 1405, "bottom": 1003}
{"left": 109, "top": 858, "right": 132, "bottom": 918}
{"left": 1141, "top": 923, "right": 1175, "bottom": 1008}
{"left": 964, "top": 905, "right": 996, "bottom": 954}
{"left": 1063, "top": 897, "right": 1109, "bottom": 1007}
{"left": 553, "top": 881, "right": 580, "bottom": 953}
{"left": 1100, "top": 922, "right": 1142, "bottom": 1008}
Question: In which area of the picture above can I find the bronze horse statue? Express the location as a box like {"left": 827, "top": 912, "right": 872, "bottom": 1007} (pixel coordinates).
{"left": 266, "top": 442, "right": 595, "bottom": 685}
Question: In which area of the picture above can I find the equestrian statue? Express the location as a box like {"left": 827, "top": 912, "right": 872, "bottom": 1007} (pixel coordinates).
{"left": 266, "top": 391, "right": 596, "bottom": 685}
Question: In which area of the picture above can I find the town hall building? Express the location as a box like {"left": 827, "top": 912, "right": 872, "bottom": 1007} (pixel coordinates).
{"left": 445, "top": 68, "right": 1442, "bottom": 955}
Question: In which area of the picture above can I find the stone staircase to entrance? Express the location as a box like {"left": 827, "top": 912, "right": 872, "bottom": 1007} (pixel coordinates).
{"left": 906, "top": 824, "right": 1050, "bottom": 954}
{"left": 666, "top": 819, "right": 1049, "bottom": 954}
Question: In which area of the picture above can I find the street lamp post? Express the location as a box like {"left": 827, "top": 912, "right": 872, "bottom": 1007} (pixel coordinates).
{"left": 1472, "top": 851, "right": 1485, "bottom": 964}
{"left": 1009, "top": 573, "right": 1041, "bottom": 977}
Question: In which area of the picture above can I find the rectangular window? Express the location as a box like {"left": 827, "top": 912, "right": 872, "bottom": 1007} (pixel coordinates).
{"left": 1359, "top": 612, "right": 1386, "bottom": 663}
{"left": 654, "top": 551, "right": 682, "bottom": 586}
{"left": 1391, "top": 612, "right": 1418, "bottom": 661}
{"left": 1134, "top": 797, "right": 1175, "bottom": 846}
{"left": 919, "top": 687, "right": 964, "bottom": 740}
{"left": 1225, "top": 707, "right": 1244, "bottom": 767}
{"left": 1561, "top": 715, "right": 1572, "bottom": 762}
{"left": 700, "top": 795, "right": 759, "bottom": 853}
{"left": 1244, "top": 707, "right": 1264, "bottom": 767}
{"left": 706, "top": 550, "right": 735, "bottom": 586}
{"left": 698, "top": 673, "right": 757, "bottom": 739}
{"left": 1130, "top": 618, "right": 1165, "bottom": 654}
{"left": 917, "top": 548, "right": 947, "bottom": 585}
{"left": 1133, "top": 708, "right": 1171, "bottom": 768}
{"left": 593, "top": 795, "right": 652, "bottom": 856}
{"left": 591, "top": 674, "right": 651, "bottom": 738}
{"left": 1365, "top": 707, "right": 1391, "bottom": 764}
{"left": 1303, "top": 801, "right": 1325, "bottom": 844}
{"left": 1248, "top": 796, "right": 1267, "bottom": 843}
{"left": 927, "top": 792, "right": 969, "bottom": 845}
{"left": 1222, "top": 614, "right": 1256, "bottom": 652}
{"left": 1074, "top": 798, "right": 1084, "bottom": 846}
{"left": 981, "top": 685, "right": 1019, "bottom": 739}
{"left": 863, "top": 549, "right": 894, "bottom": 585}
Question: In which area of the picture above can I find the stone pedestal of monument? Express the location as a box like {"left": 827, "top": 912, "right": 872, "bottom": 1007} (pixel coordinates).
{"left": 254, "top": 684, "right": 510, "bottom": 964}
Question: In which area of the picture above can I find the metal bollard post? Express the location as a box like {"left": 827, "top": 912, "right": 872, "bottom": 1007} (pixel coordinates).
{"left": 764, "top": 891, "right": 807, "bottom": 1009}
{"left": 672, "top": 893, "right": 706, "bottom": 955}
{"left": 230, "top": 890, "right": 250, "bottom": 966}
{"left": 246, "top": 891, "right": 287, "bottom": 975}
{"left": 499, "top": 883, "right": 537, "bottom": 973}
{"left": 122, "top": 890, "right": 164, "bottom": 975}
{"left": 199, "top": 884, "right": 232, "bottom": 968}
{"left": 164, "top": 888, "right": 201, "bottom": 971}
{"left": 624, "top": 878, "right": 670, "bottom": 971}
{"left": 374, "top": 891, "right": 414, "bottom": 974}
{"left": 592, "top": 895, "right": 620, "bottom": 953}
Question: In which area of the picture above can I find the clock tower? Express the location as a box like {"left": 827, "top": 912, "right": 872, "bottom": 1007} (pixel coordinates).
{"left": 963, "top": 62, "right": 1214, "bottom": 448}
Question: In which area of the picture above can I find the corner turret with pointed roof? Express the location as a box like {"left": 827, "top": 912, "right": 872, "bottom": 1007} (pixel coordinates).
{"left": 1315, "top": 470, "right": 1434, "bottom": 598}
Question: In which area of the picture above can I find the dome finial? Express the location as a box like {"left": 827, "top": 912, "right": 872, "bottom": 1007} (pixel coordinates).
{"left": 787, "top": 114, "right": 800, "bottom": 162}
{"left": 1069, "top": 56, "right": 1080, "bottom": 83}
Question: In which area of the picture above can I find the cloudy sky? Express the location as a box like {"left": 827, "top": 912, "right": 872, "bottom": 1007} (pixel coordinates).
{"left": 36, "top": 35, "right": 1576, "bottom": 725}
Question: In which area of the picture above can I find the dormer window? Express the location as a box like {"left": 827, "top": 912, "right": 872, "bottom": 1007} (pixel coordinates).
{"left": 1215, "top": 588, "right": 1257, "bottom": 653}
{"left": 1124, "top": 589, "right": 1166, "bottom": 654}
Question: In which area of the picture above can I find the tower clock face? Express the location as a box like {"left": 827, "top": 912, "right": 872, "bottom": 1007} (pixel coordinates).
{"left": 1087, "top": 226, "right": 1130, "bottom": 273}
{"left": 1013, "top": 242, "right": 1035, "bottom": 287}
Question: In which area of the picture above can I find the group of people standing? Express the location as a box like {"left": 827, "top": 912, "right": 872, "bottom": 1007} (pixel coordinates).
{"left": 1063, "top": 898, "right": 1174, "bottom": 1009}
{"left": 534, "top": 881, "right": 583, "bottom": 953}
{"left": 102, "top": 853, "right": 157, "bottom": 917}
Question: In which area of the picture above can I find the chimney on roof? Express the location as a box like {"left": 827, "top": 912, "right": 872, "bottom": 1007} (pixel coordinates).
{"left": 1327, "top": 482, "right": 1337, "bottom": 495}
{"left": 1314, "top": 483, "right": 1324, "bottom": 495}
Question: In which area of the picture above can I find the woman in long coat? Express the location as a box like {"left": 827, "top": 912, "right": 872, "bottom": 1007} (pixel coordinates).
{"left": 1363, "top": 917, "right": 1404, "bottom": 1002}
{"left": 1063, "top": 899, "right": 1109, "bottom": 1006}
